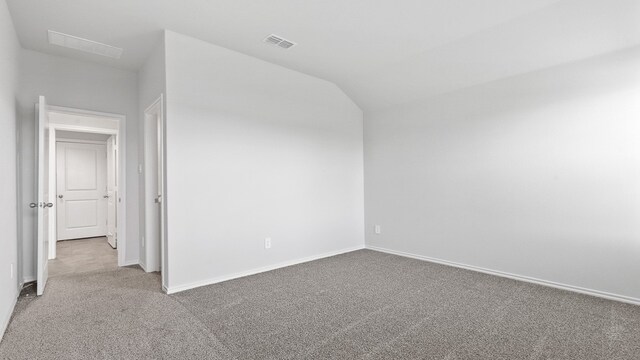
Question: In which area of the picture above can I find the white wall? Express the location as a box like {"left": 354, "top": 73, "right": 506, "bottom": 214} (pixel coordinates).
{"left": 0, "top": 0, "right": 20, "bottom": 339}
{"left": 137, "top": 36, "right": 166, "bottom": 278}
{"left": 364, "top": 46, "right": 640, "bottom": 301}
{"left": 18, "top": 50, "right": 140, "bottom": 281}
{"left": 164, "top": 31, "right": 364, "bottom": 291}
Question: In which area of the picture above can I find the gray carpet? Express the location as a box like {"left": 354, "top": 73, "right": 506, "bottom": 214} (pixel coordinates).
{"left": 1, "top": 250, "right": 639, "bottom": 359}
{"left": 49, "top": 237, "right": 118, "bottom": 277}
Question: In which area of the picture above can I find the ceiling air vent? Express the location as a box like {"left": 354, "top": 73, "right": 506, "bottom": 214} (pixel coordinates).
{"left": 48, "top": 30, "right": 123, "bottom": 59}
{"left": 264, "top": 34, "right": 297, "bottom": 49}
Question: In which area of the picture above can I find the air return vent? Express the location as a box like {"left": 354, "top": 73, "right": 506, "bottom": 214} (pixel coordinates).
{"left": 48, "top": 30, "right": 123, "bottom": 59}
{"left": 264, "top": 34, "right": 297, "bottom": 49}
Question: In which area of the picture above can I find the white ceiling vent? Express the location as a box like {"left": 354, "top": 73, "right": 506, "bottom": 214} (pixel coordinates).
{"left": 264, "top": 34, "right": 297, "bottom": 49}
{"left": 48, "top": 30, "right": 123, "bottom": 59}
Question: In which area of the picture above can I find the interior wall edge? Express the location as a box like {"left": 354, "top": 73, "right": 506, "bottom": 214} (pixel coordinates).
{"left": 0, "top": 0, "right": 21, "bottom": 343}
{"left": 138, "top": 259, "right": 148, "bottom": 272}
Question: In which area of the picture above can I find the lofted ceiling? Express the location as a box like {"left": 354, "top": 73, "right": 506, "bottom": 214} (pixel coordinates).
{"left": 6, "top": 0, "right": 640, "bottom": 110}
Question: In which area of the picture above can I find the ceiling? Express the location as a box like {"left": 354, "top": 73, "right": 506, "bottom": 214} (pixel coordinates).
{"left": 7, "top": 0, "right": 640, "bottom": 110}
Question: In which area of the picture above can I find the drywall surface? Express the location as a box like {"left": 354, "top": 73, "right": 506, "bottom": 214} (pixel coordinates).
{"left": 164, "top": 31, "right": 364, "bottom": 291}
{"left": 364, "top": 46, "right": 640, "bottom": 300}
{"left": 0, "top": 0, "right": 20, "bottom": 339}
{"left": 137, "top": 37, "right": 166, "bottom": 277}
{"left": 18, "top": 50, "right": 140, "bottom": 281}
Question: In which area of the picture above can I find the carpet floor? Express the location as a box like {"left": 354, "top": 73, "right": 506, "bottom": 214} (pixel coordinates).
{"left": 1, "top": 249, "right": 639, "bottom": 359}
{"left": 49, "top": 237, "right": 118, "bottom": 277}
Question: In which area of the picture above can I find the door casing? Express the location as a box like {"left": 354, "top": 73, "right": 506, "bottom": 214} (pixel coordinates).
{"left": 106, "top": 135, "right": 118, "bottom": 248}
{"left": 45, "top": 105, "right": 128, "bottom": 267}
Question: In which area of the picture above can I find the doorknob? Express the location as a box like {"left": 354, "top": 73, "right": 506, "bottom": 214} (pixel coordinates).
{"left": 58, "top": 194, "right": 63, "bottom": 199}
{"left": 103, "top": 195, "right": 110, "bottom": 199}
{"left": 29, "top": 203, "right": 37, "bottom": 208}
{"left": 45, "top": 203, "right": 53, "bottom": 208}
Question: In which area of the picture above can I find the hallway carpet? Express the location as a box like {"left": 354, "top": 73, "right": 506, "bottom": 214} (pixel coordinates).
{"left": 49, "top": 237, "right": 118, "bottom": 277}
{"left": 1, "top": 250, "right": 639, "bottom": 359}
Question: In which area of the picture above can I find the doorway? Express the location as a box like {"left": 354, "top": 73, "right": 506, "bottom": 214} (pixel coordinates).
{"left": 49, "top": 115, "right": 122, "bottom": 260}
{"left": 33, "top": 97, "right": 128, "bottom": 295}
{"left": 48, "top": 131, "right": 118, "bottom": 277}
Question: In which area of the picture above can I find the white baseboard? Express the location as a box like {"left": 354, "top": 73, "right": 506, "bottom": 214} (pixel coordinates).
{"left": 138, "top": 261, "right": 148, "bottom": 272}
{"left": 366, "top": 245, "right": 640, "bottom": 306}
{"left": 166, "top": 244, "right": 365, "bottom": 294}
{"left": 0, "top": 291, "right": 19, "bottom": 342}
{"left": 22, "top": 276, "right": 35, "bottom": 284}
{"left": 120, "top": 259, "right": 139, "bottom": 267}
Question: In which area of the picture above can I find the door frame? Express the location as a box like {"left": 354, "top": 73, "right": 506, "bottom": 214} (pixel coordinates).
{"left": 143, "top": 94, "right": 167, "bottom": 290}
{"left": 46, "top": 105, "right": 128, "bottom": 267}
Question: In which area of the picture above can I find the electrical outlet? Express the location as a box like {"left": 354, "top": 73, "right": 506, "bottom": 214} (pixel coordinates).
{"left": 10, "top": 263, "right": 14, "bottom": 279}
{"left": 142, "top": 236, "right": 145, "bottom": 247}
{"left": 374, "top": 225, "right": 381, "bottom": 234}
{"left": 138, "top": 164, "right": 143, "bottom": 174}
{"left": 264, "top": 238, "right": 272, "bottom": 249}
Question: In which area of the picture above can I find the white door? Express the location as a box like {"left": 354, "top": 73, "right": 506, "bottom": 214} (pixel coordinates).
{"left": 36, "top": 96, "right": 51, "bottom": 296}
{"left": 106, "top": 136, "right": 118, "bottom": 248}
{"left": 56, "top": 142, "right": 107, "bottom": 240}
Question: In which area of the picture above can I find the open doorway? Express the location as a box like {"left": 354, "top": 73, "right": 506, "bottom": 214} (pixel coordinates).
{"left": 49, "top": 130, "right": 118, "bottom": 277}
{"left": 32, "top": 99, "right": 128, "bottom": 294}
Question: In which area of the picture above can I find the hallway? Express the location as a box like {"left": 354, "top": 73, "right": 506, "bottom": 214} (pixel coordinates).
{"left": 49, "top": 237, "right": 118, "bottom": 277}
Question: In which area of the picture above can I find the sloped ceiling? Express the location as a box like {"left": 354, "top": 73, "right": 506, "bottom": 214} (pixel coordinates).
{"left": 7, "top": 0, "right": 640, "bottom": 110}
